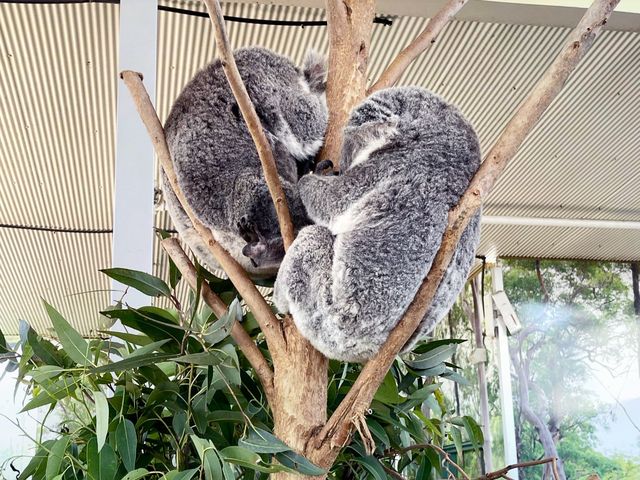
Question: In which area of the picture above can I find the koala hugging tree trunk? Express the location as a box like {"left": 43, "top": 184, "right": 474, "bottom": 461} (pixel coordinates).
{"left": 121, "top": 0, "right": 619, "bottom": 478}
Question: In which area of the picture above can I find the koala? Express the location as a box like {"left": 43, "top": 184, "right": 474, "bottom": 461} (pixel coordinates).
{"left": 273, "top": 87, "right": 481, "bottom": 362}
{"left": 162, "top": 47, "right": 327, "bottom": 277}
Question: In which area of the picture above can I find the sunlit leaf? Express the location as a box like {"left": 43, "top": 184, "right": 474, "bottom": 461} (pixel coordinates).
{"left": 94, "top": 390, "right": 109, "bottom": 452}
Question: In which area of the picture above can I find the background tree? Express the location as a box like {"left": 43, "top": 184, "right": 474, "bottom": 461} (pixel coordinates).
{"left": 503, "top": 259, "right": 637, "bottom": 480}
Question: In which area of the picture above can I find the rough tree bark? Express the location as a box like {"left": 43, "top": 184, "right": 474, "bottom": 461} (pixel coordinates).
{"left": 320, "top": 0, "right": 376, "bottom": 166}
{"left": 121, "top": 0, "right": 619, "bottom": 477}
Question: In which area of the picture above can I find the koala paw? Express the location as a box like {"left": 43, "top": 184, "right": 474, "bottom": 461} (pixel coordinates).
{"left": 314, "top": 159, "right": 336, "bottom": 175}
{"left": 237, "top": 216, "right": 260, "bottom": 243}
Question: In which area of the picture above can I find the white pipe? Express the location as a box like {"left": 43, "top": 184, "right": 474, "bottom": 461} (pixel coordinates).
{"left": 492, "top": 264, "right": 520, "bottom": 479}
{"left": 112, "top": 0, "right": 158, "bottom": 307}
{"left": 482, "top": 215, "right": 640, "bottom": 230}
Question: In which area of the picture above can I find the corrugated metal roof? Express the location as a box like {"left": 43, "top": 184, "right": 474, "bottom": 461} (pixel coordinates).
{"left": 0, "top": 0, "right": 638, "bottom": 335}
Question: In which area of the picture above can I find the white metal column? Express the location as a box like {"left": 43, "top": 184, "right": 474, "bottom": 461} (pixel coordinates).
{"left": 492, "top": 264, "right": 519, "bottom": 479}
{"left": 112, "top": 0, "right": 158, "bottom": 307}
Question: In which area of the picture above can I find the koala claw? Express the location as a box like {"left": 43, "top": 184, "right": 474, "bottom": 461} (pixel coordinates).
{"left": 237, "top": 216, "right": 259, "bottom": 243}
{"left": 314, "top": 159, "right": 335, "bottom": 175}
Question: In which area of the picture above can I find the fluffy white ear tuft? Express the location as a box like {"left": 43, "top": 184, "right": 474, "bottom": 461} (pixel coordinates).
{"left": 303, "top": 49, "right": 327, "bottom": 93}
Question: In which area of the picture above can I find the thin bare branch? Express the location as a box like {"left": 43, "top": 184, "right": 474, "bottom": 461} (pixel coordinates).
{"left": 368, "top": 0, "right": 468, "bottom": 94}
{"left": 320, "top": 0, "right": 376, "bottom": 167}
{"left": 120, "top": 71, "right": 285, "bottom": 354}
{"left": 430, "top": 445, "right": 472, "bottom": 480}
{"left": 381, "top": 465, "right": 405, "bottom": 480}
{"left": 161, "top": 238, "right": 275, "bottom": 401}
{"left": 311, "top": 0, "right": 619, "bottom": 467}
{"left": 201, "top": 0, "right": 295, "bottom": 249}
{"left": 476, "top": 457, "right": 559, "bottom": 480}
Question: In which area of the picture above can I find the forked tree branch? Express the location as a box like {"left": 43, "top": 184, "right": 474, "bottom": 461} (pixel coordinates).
{"left": 120, "top": 71, "right": 286, "bottom": 355}
{"left": 320, "top": 0, "right": 376, "bottom": 167}
{"left": 368, "top": 0, "right": 469, "bottom": 94}
{"left": 161, "top": 238, "right": 275, "bottom": 402}
{"left": 311, "top": 0, "right": 619, "bottom": 467}
{"left": 202, "top": 0, "right": 295, "bottom": 250}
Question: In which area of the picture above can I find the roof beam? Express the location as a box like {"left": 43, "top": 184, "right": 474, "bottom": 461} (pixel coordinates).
{"left": 482, "top": 215, "right": 640, "bottom": 230}
{"left": 221, "top": 0, "right": 639, "bottom": 31}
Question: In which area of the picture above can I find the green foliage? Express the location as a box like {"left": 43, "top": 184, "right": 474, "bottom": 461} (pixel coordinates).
{"left": 1, "top": 255, "right": 484, "bottom": 479}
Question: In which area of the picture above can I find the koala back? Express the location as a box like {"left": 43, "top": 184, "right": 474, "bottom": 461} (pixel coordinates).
{"left": 162, "top": 47, "right": 327, "bottom": 277}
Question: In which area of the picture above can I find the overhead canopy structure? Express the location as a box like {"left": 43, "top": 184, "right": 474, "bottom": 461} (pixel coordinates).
{"left": 0, "top": 0, "right": 638, "bottom": 335}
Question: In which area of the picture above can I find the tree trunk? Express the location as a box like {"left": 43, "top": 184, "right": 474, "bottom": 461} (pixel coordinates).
{"left": 320, "top": 0, "right": 376, "bottom": 166}
{"left": 511, "top": 350, "right": 566, "bottom": 480}
{"left": 272, "top": 318, "right": 328, "bottom": 480}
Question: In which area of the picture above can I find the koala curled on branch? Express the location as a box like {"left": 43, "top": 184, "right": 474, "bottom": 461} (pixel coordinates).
{"left": 162, "top": 47, "right": 327, "bottom": 277}
{"left": 273, "top": 87, "right": 481, "bottom": 362}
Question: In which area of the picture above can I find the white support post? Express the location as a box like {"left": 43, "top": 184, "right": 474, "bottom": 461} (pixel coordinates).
{"left": 112, "top": 0, "right": 158, "bottom": 307}
{"left": 492, "top": 263, "right": 519, "bottom": 479}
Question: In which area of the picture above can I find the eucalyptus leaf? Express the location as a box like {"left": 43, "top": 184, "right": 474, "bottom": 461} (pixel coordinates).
{"left": 94, "top": 390, "right": 109, "bottom": 452}
{"left": 45, "top": 436, "right": 69, "bottom": 480}
{"left": 239, "top": 428, "right": 290, "bottom": 454}
{"left": 219, "top": 446, "right": 282, "bottom": 474}
{"left": 121, "top": 469, "right": 149, "bottom": 480}
{"left": 404, "top": 344, "right": 459, "bottom": 370}
{"left": 373, "top": 370, "right": 402, "bottom": 404}
{"left": 86, "top": 438, "right": 118, "bottom": 480}
{"left": 174, "top": 351, "right": 227, "bottom": 366}
{"left": 43, "top": 301, "right": 91, "bottom": 366}
{"left": 105, "top": 331, "right": 152, "bottom": 346}
{"left": 274, "top": 450, "right": 326, "bottom": 476}
{"left": 89, "top": 352, "right": 176, "bottom": 374}
{"left": 450, "top": 426, "right": 464, "bottom": 461}
{"left": 116, "top": 418, "right": 138, "bottom": 472}
{"left": 162, "top": 469, "right": 199, "bottom": 480}
{"left": 101, "top": 268, "right": 171, "bottom": 297}
{"left": 353, "top": 456, "right": 387, "bottom": 480}
{"left": 202, "top": 298, "right": 240, "bottom": 345}
{"left": 190, "top": 435, "right": 222, "bottom": 480}
{"left": 21, "top": 376, "right": 78, "bottom": 412}
{"left": 462, "top": 415, "right": 484, "bottom": 454}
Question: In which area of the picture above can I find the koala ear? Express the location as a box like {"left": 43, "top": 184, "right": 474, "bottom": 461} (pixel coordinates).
{"left": 302, "top": 50, "right": 327, "bottom": 93}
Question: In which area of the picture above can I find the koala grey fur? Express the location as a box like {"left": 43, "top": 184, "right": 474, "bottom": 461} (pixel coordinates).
{"left": 273, "top": 86, "right": 481, "bottom": 362}
{"left": 162, "top": 47, "right": 328, "bottom": 277}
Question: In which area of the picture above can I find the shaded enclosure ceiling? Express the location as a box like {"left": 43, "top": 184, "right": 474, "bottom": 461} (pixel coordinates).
{"left": 0, "top": 0, "right": 639, "bottom": 335}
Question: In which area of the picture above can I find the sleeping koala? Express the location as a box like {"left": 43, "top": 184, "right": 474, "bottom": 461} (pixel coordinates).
{"left": 273, "top": 87, "right": 481, "bottom": 362}
{"left": 163, "top": 47, "right": 327, "bottom": 277}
